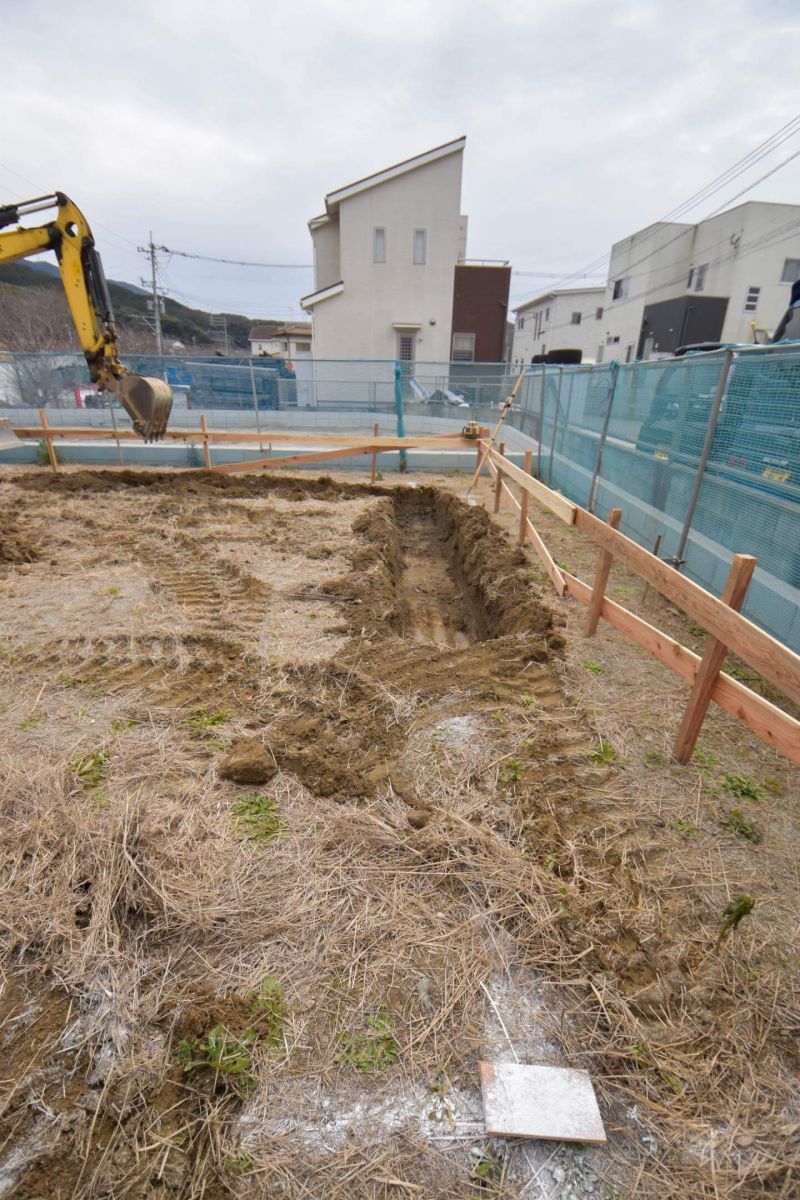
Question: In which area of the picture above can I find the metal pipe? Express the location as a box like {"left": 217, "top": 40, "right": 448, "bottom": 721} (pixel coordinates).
{"left": 249, "top": 358, "right": 265, "bottom": 454}
{"left": 671, "top": 349, "right": 734, "bottom": 568}
{"left": 546, "top": 367, "right": 562, "bottom": 487}
{"left": 587, "top": 362, "right": 618, "bottom": 513}
{"left": 394, "top": 362, "right": 407, "bottom": 472}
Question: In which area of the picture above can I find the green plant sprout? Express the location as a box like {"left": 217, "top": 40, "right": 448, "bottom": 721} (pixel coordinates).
{"left": 723, "top": 808, "right": 761, "bottom": 844}
{"left": 716, "top": 893, "right": 755, "bottom": 950}
{"left": 339, "top": 1008, "right": 399, "bottom": 1071}
{"left": 233, "top": 794, "right": 282, "bottom": 846}
{"left": 723, "top": 773, "right": 764, "bottom": 802}
{"left": 70, "top": 749, "right": 110, "bottom": 789}
{"left": 589, "top": 738, "right": 615, "bottom": 765}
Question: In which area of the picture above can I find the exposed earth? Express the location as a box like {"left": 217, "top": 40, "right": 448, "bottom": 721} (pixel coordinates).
{"left": 0, "top": 466, "right": 797, "bottom": 1198}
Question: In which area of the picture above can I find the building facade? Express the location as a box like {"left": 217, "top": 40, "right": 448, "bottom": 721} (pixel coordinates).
{"left": 249, "top": 322, "right": 312, "bottom": 359}
{"left": 599, "top": 202, "right": 800, "bottom": 360}
{"left": 301, "top": 139, "right": 510, "bottom": 363}
{"left": 511, "top": 286, "right": 606, "bottom": 365}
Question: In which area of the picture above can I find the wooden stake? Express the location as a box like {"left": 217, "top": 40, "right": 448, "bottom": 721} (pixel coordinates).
{"left": 370, "top": 421, "right": 379, "bottom": 484}
{"left": 38, "top": 408, "right": 58, "bottom": 473}
{"left": 518, "top": 449, "right": 532, "bottom": 544}
{"left": 466, "top": 369, "right": 526, "bottom": 496}
{"left": 493, "top": 442, "right": 505, "bottom": 513}
{"left": 585, "top": 507, "right": 622, "bottom": 636}
{"left": 200, "top": 414, "right": 212, "bottom": 469}
{"left": 640, "top": 533, "right": 662, "bottom": 604}
{"left": 673, "top": 553, "right": 756, "bottom": 762}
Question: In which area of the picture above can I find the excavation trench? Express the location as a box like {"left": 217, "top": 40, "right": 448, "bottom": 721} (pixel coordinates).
{"left": 394, "top": 504, "right": 476, "bottom": 648}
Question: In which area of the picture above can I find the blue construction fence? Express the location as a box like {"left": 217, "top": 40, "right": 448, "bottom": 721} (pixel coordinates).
{"left": 0, "top": 348, "right": 798, "bottom": 653}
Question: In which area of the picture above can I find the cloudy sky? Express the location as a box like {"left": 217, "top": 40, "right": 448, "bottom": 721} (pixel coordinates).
{"left": 4, "top": 0, "right": 800, "bottom": 321}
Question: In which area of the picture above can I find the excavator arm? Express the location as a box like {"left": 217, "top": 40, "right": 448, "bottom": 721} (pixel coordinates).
{"left": 0, "top": 193, "right": 172, "bottom": 440}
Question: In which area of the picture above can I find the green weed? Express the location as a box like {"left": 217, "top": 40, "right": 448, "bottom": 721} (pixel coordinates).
{"left": 104, "top": 586, "right": 120, "bottom": 597}
{"left": 723, "top": 808, "right": 761, "bottom": 844}
{"left": 339, "top": 1008, "right": 399, "bottom": 1071}
{"left": 233, "top": 793, "right": 282, "bottom": 846}
{"left": 520, "top": 692, "right": 536, "bottom": 707}
{"left": 70, "top": 749, "right": 110, "bottom": 789}
{"left": 582, "top": 659, "right": 604, "bottom": 674}
{"left": 716, "top": 893, "right": 755, "bottom": 949}
{"left": 19, "top": 716, "right": 42, "bottom": 730}
{"left": 723, "top": 773, "right": 764, "bottom": 802}
{"left": 673, "top": 818, "right": 699, "bottom": 840}
{"left": 763, "top": 776, "right": 784, "bottom": 796}
{"left": 691, "top": 746, "right": 718, "bottom": 771}
{"left": 501, "top": 757, "right": 523, "bottom": 783}
{"left": 249, "top": 976, "right": 287, "bottom": 1047}
{"left": 110, "top": 717, "right": 137, "bottom": 733}
{"left": 176, "top": 1025, "right": 257, "bottom": 1089}
{"left": 643, "top": 749, "right": 665, "bottom": 767}
{"left": 186, "top": 708, "right": 233, "bottom": 733}
{"left": 35, "top": 439, "right": 58, "bottom": 466}
{"left": 471, "top": 1145, "right": 504, "bottom": 1188}
{"left": 225, "top": 1153, "right": 254, "bottom": 1176}
{"left": 588, "top": 738, "right": 615, "bottom": 765}
{"left": 688, "top": 623, "right": 706, "bottom": 639}
{"left": 375, "top": 471, "right": 383, "bottom": 481}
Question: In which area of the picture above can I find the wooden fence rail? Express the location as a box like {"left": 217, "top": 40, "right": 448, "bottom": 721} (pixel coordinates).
{"left": 479, "top": 441, "right": 800, "bottom": 766}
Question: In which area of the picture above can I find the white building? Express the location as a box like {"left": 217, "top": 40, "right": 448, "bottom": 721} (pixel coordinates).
{"left": 249, "top": 322, "right": 312, "bottom": 360}
{"left": 599, "top": 202, "right": 800, "bottom": 361}
{"left": 301, "top": 138, "right": 469, "bottom": 362}
{"left": 511, "top": 286, "right": 606, "bottom": 366}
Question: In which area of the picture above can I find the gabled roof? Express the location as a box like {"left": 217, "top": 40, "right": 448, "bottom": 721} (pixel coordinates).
{"left": 323, "top": 137, "right": 466, "bottom": 214}
{"left": 249, "top": 322, "right": 311, "bottom": 340}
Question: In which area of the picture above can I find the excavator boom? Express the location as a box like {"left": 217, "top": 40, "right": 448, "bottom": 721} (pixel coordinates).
{"left": 0, "top": 193, "right": 172, "bottom": 440}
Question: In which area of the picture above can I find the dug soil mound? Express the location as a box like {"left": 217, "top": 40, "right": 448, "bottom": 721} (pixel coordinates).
{"left": 11, "top": 467, "right": 389, "bottom": 502}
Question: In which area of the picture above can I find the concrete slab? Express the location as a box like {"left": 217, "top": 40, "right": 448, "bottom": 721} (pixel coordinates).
{"left": 479, "top": 1061, "right": 606, "bottom": 1144}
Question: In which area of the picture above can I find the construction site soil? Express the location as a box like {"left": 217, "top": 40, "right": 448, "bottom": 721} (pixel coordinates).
{"left": 0, "top": 466, "right": 797, "bottom": 1199}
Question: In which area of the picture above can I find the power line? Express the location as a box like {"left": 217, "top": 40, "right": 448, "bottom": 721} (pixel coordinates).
{"left": 535, "top": 112, "right": 800, "bottom": 298}
{"left": 155, "top": 244, "right": 313, "bottom": 269}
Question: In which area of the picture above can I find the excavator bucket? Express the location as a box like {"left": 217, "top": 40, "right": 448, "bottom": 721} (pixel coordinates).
{"left": 112, "top": 375, "right": 173, "bottom": 442}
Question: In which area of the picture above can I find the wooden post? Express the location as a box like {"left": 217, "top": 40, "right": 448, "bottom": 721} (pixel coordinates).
{"left": 584, "top": 507, "right": 622, "bottom": 636}
{"left": 493, "top": 441, "right": 505, "bottom": 513}
{"left": 200, "top": 414, "right": 212, "bottom": 469}
{"left": 519, "top": 449, "right": 532, "bottom": 544}
{"left": 370, "top": 421, "right": 379, "bottom": 484}
{"left": 38, "top": 408, "right": 58, "bottom": 473}
{"left": 640, "top": 533, "right": 662, "bottom": 604}
{"left": 673, "top": 553, "right": 756, "bottom": 762}
{"left": 475, "top": 442, "right": 483, "bottom": 475}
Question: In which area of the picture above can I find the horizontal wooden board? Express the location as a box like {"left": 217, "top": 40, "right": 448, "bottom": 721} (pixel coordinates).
{"left": 13, "top": 426, "right": 467, "bottom": 450}
{"left": 573, "top": 509, "right": 800, "bottom": 708}
{"left": 486, "top": 445, "right": 577, "bottom": 526}
{"left": 562, "top": 571, "right": 800, "bottom": 764}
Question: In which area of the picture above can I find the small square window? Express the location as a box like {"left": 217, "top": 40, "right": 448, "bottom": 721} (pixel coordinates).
{"left": 595, "top": 307, "right": 603, "bottom": 320}
{"left": 693, "top": 263, "right": 708, "bottom": 292}
{"left": 451, "top": 332, "right": 475, "bottom": 362}
{"left": 781, "top": 258, "right": 800, "bottom": 283}
{"left": 413, "top": 229, "right": 426, "bottom": 265}
{"left": 612, "top": 278, "right": 629, "bottom": 300}
{"left": 744, "top": 286, "right": 760, "bottom": 313}
{"left": 373, "top": 227, "right": 386, "bottom": 263}
{"left": 571, "top": 311, "right": 581, "bottom": 325}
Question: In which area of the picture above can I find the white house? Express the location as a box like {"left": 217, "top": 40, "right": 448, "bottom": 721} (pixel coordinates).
{"left": 511, "top": 286, "right": 606, "bottom": 365}
{"left": 301, "top": 138, "right": 469, "bottom": 361}
{"left": 249, "top": 322, "right": 312, "bottom": 360}
{"left": 599, "top": 202, "right": 800, "bottom": 360}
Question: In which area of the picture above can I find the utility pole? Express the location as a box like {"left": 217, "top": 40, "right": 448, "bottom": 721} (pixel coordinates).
{"left": 138, "top": 233, "right": 163, "bottom": 357}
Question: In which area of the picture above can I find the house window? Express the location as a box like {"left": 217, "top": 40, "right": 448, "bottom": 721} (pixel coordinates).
{"left": 687, "top": 268, "right": 694, "bottom": 288}
{"left": 744, "top": 286, "right": 760, "bottom": 313}
{"left": 781, "top": 258, "right": 800, "bottom": 283}
{"left": 693, "top": 263, "right": 708, "bottom": 292}
{"left": 545, "top": 307, "right": 550, "bottom": 321}
{"left": 452, "top": 332, "right": 475, "bottom": 361}
{"left": 295, "top": 341, "right": 311, "bottom": 351}
{"left": 373, "top": 227, "right": 386, "bottom": 263}
{"left": 518, "top": 316, "right": 525, "bottom": 330}
{"left": 596, "top": 307, "right": 603, "bottom": 320}
{"left": 571, "top": 311, "right": 581, "bottom": 325}
{"left": 606, "top": 335, "right": 620, "bottom": 345}
{"left": 413, "top": 229, "right": 426, "bottom": 265}
{"left": 612, "top": 277, "right": 629, "bottom": 300}
{"left": 397, "top": 332, "right": 415, "bottom": 361}
{"left": 625, "top": 344, "right": 633, "bottom": 363}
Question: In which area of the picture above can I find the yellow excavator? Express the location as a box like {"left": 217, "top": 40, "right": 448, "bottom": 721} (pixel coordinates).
{"left": 0, "top": 193, "right": 172, "bottom": 440}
